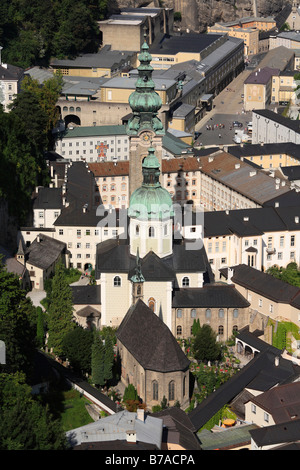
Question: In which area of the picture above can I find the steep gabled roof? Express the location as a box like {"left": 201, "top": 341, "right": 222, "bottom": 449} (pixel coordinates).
{"left": 220, "top": 264, "right": 300, "bottom": 304}
{"left": 117, "top": 299, "right": 190, "bottom": 373}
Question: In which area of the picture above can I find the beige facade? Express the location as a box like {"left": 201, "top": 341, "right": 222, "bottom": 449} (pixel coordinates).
{"left": 173, "top": 305, "right": 250, "bottom": 342}
{"left": 117, "top": 340, "right": 189, "bottom": 410}
{"left": 207, "top": 24, "right": 259, "bottom": 56}
{"left": 271, "top": 72, "right": 297, "bottom": 105}
{"left": 98, "top": 8, "right": 173, "bottom": 52}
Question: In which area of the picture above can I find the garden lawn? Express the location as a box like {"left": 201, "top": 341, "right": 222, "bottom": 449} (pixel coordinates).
{"left": 60, "top": 389, "right": 94, "bottom": 432}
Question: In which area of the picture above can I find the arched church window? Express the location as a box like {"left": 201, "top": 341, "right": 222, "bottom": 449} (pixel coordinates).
{"left": 148, "top": 297, "right": 156, "bottom": 312}
{"left": 218, "top": 308, "right": 224, "bottom": 318}
{"left": 182, "top": 276, "right": 190, "bottom": 287}
{"left": 152, "top": 381, "right": 158, "bottom": 401}
{"left": 137, "top": 285, "right": 141, "bottom": 295}
{"left": 233, "top": 308, "right": 239, "bottom": 318}
{"left": 168, "top": 381, "right": 175, "bottom": 401}
{"left": 176, "top": 309, "right": 182, "bottom": 318}
{"left": 205, "top": 308, "right": 211, "bottom": 319}
{"left": 218, "top": 325, "right": 224, "bottom": 336}
{"left": 177, "top": 325, "right": 182, "bottom": 336}
{"left": 113, "top": 276, "right": 121, "bottom": 287}
{"left": 191, "top": 309, "right": 196, "bottom": 318}
{"left": 232, "top": 325, "right": 238, "bottom": 333}
{"left": 136, "top": 225, "right": 139, "bottom": 236}
{"left": 149, "top": 226, "right": 155, "bottom": 238}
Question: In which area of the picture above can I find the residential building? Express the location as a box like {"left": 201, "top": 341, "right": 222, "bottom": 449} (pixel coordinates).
{"left": 220, "top": 264, "right": 300, "bottom": 330}
{"left": 245, "top": 382, "right": 300, "bottom": 428}
{"left": 227, "top": 142, "right": 300, "bottom": 170}
{"left": 197, "top": 150, "right": 291, "bottom": 211}
{"left": 207, "top": 23, "right": 259, "bottom": 56}
{"left": 243, "top": 67, "right": 280, "bottom": 111}
{"left": 20, "top": 234, "right": 67, "bottom": 290}
{"left": 252, "top": 109, "right": 300, "bottom": 145}
{"left": 218, "top": 16, "right": 277, "bottom": 32}
{"left": 271, "top": 69, "right": 299, "bottom": 105}
{"left": 0, "top": 57, "right": 24, "bottom": 111}
{"left": 98, "top": 7, "right": 174, "bottom": 52}
{"left": 269, "top": 31, "right": 300, "bottom": 51}
{"left": 50, "top": 46, "right": 137, "bottom": 78}
{"left": 71, "top": 285, "right": 101, "bottom": 329}
{"left": 203, "top": 205, "right": 300, "bottom": 275}
{"left": 54, "top": 125, "right": 190, "bottom": 164}
{"left": 250, "top": 419, "right": 300, "bottom": 450}
{"left": 66, "top": 408, "right": 163, "bottom": 450}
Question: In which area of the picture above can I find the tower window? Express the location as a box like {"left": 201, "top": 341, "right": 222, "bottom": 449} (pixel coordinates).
{"left": 182, "top": 276, "right": 190, "bottom": 287}
{"left": 149, "top": 226, "right": 155, "bottom": 237}
{"left": 113, "top": 276, "right": 121, "bottom": 287}
{"left": 148, "top": 297, "right": 156, "bottom": 312}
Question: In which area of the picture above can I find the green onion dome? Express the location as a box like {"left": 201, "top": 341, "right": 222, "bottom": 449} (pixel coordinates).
{"left": 128, "top": 146, "right": 173, "bottom": 221}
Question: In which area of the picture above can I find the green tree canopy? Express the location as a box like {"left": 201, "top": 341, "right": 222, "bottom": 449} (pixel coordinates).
{"left": 91, "top": 331, "right": 105, "bottom": 387}
{"left": 193, "top": 324, "right": 222, "bottom": 362}
{"left": 47, "top": 261, "right": 75, "bottom": 357}
{"left": 0, "top": 263, "right": 37, "bottom": 376}
{"left": 62, "top": 325, "right": 93, "bottom": 373}
{"left": 0, "top": 372, "right": 67, "bottom": 450}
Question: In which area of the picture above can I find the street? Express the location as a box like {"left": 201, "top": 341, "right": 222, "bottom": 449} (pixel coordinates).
{"left": 194, "top": 67, "right": 252, "bottom": 146}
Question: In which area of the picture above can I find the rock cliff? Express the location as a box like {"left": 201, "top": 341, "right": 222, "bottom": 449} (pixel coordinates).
{"left": 112, "top": 0, "right": 291, "bottom": 32}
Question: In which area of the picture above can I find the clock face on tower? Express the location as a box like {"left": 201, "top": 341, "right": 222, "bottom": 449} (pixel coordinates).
{"left": 140, "top": 131, "right": 153, "bottom": 146}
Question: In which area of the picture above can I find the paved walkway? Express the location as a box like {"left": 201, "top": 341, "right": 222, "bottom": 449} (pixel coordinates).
{"left": 26, "top": 289, "right": 46, "bottom": 310}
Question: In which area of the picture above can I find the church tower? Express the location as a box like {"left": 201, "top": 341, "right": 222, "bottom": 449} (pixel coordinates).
{"left": 127, "top": 33, "right": 165, "bottom": 196}
{"left": 130, "top": 248, "right": 145, "bottom": 305}
{"left": 128, "top": 144, "right": 173, "bottom": 259}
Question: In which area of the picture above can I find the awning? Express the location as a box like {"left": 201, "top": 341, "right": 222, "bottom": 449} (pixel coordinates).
{"left": 200, "top": 94, "right": 213, "bottom": 102}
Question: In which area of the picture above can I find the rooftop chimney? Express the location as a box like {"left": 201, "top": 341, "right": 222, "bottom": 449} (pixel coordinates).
{"left": 126, "top": 430, "right": 136, "bottom": 444}
{"left": 137, "top": 408, "right": 145, "bottom": 422}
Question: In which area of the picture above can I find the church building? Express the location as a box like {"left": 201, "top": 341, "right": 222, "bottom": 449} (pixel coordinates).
{"left": 94, "top": 35, "right": 250, "bottom": 408}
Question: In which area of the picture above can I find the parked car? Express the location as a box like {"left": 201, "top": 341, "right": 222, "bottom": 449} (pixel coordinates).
{"left": 233, "top": 121, "right": 243, "bottom": 127}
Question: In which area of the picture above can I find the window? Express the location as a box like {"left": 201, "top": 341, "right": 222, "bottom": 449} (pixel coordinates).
{"left": 182, "top": 276, "right": 190, "bottom": 287}
{"left": 251, "top": 404, "right": 256, "bottom": 414}
{"left": 168, "top": 381, "right": 175, "bottom": 401}
{"left": 149, "top": 226, "right": 155, "bottom": 238}
{"left": 77, "top": 229, "right": 81, "bottom": 237}
{"left": 291, "top": 235, "right": 295, "bottom": 247}
{"left": 269, "top": 304, "right": 273, "bottom": 313}
{"left": 153, "top": 381, "right": 158, "bottom": 401}
{"left": 177, "top": 309, "right": 182, "bottom": 318}
{"left": 148, "top": 297, "right": 156, "bottom": 312}
{"left": 191, "top": 309, "right": 196, "bottom": 318}
{"left": 218, "top": 309, "right": 224, "bottom": 318}
{"left": 218, "top": 325, "right": 224, "bottom": 335}
{"left": 258, "top": 299, "right": 263, "bottom": 308}
{"left": 264, "top": 412, "right": 269, "bottom": 423}
{"left": 205, "top": 308, "right": 211, "bottom": 319}
{"left": 39, "top": 211, "right": 44, "bottom": 218}
{"left": 59, "top": 229, "right": 64, "bottom": 235}
{"left": 177, "top": 325, "right": 182, "bottom": 336}
{"left": 233, "top": 309, "right": 239, "bottom": 318}
{"left": 113, "top": 276, "right": 121, "bottom": 287}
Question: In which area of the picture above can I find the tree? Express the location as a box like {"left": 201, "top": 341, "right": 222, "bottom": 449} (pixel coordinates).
{"left": 103, "top": 334, "right": 114, "bottom": 384}
{"left": 0, "top": 372, "right": 67, "bottom": 450}
{"left": 91, "top": 331, "right": 105, "bottom": 387}
{"left": 47, "top": 261, "right": 75, "bottom": 357}
{"left": 0, "top": 263, "right": 37, "bottom": 376}
{"left": 21, "top": 73, "right": 64, "bottom": 135}
{"left": 36, "top": 307, "right": 45, "bottom": 349}
{"left": 192, "top": 318, "right": 201, "bottom": 336}
{"left": 193, "top": 324, "right": 222, "bottom": 362}
{"left": 62, "top": 325, "right": 93, "bottom": 373}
